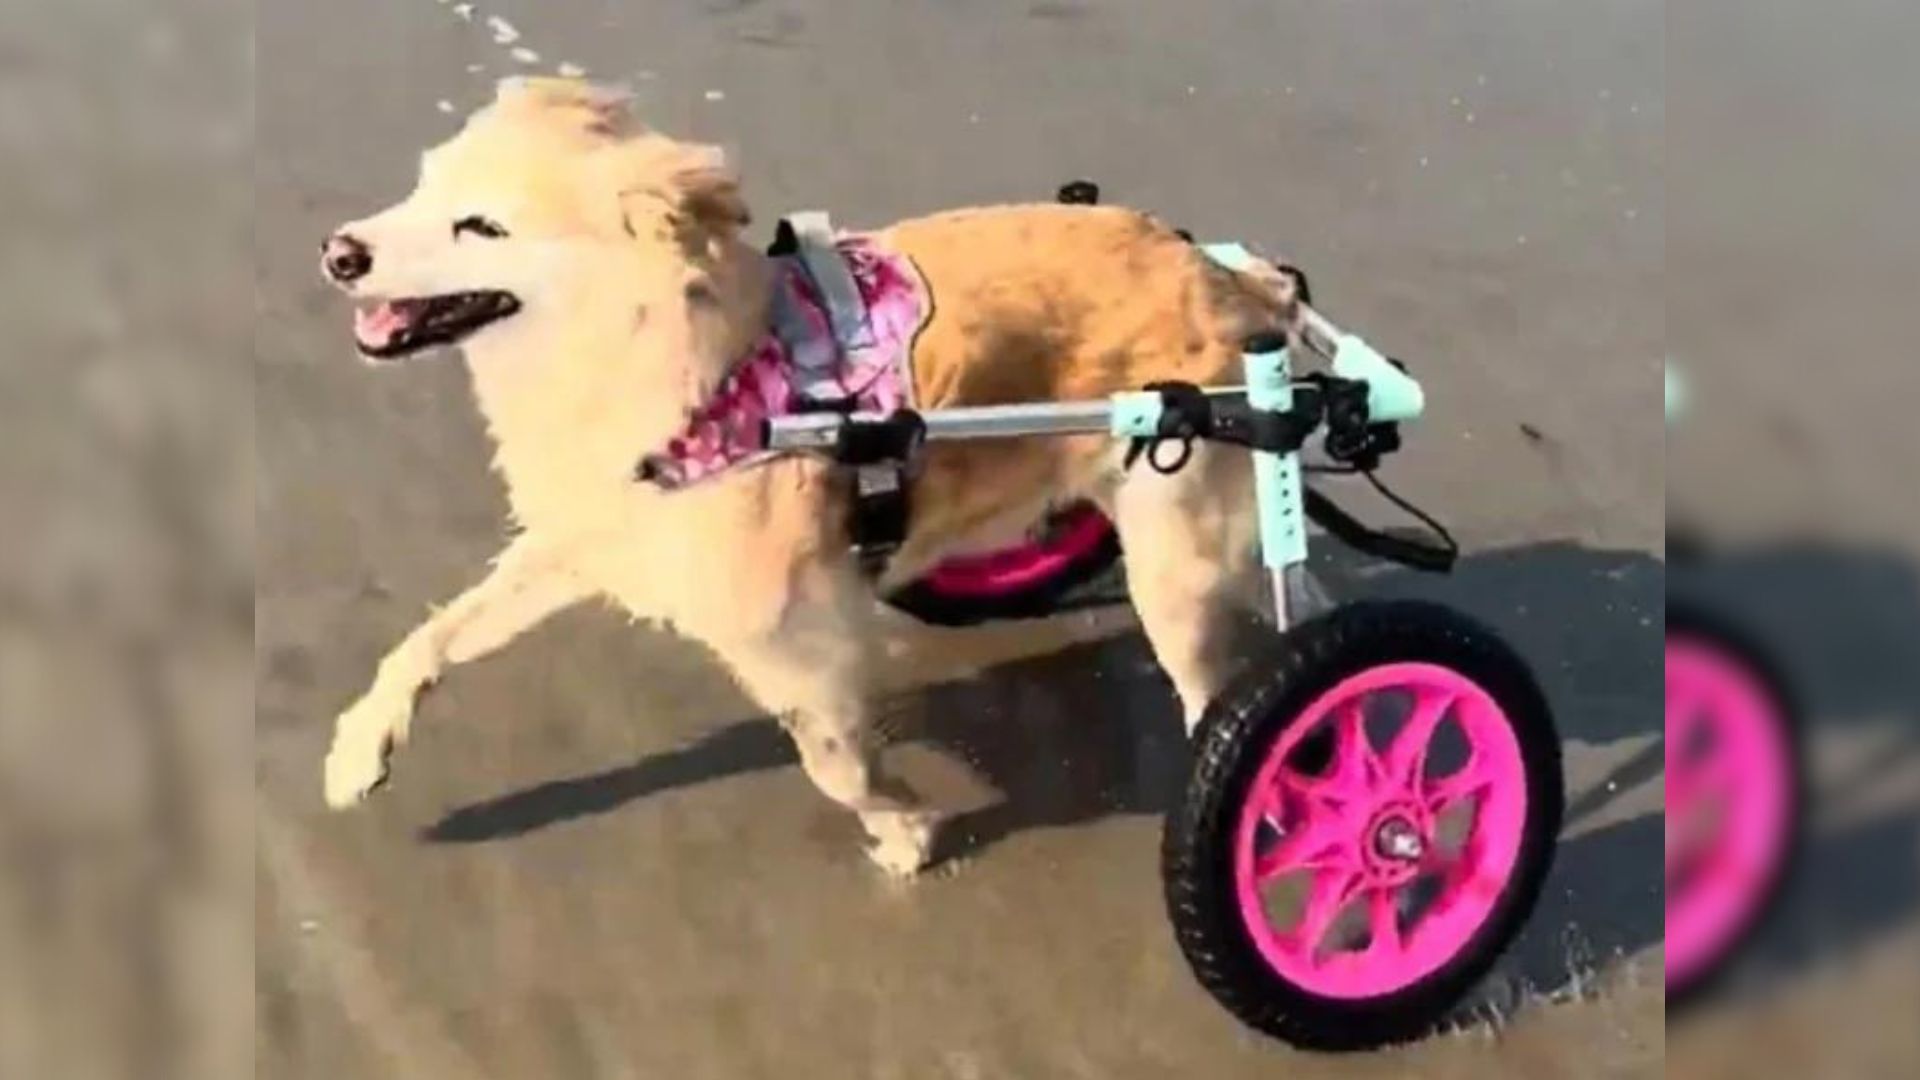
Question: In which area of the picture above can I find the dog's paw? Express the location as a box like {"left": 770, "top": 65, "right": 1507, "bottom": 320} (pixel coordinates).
{"left": 323, "top": 735, "right": 391, "bottom": 809}
{"left": 322, "top": 696, "right": 406, "bottom": 809}
{"left": 863, "top": 810, "right": 942, "bottom": 880}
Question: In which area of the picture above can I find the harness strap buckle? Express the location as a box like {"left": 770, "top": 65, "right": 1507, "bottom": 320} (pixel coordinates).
{"left": 851, "top": 463, "right": 910, "bottom": 578}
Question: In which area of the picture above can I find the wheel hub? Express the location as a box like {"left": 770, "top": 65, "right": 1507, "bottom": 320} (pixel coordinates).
{"left": 1373, "top": 816, "right": 1425, "bottom": 862}
{"left": 1359, "top": 804, "right": 1430, "bottom": 885}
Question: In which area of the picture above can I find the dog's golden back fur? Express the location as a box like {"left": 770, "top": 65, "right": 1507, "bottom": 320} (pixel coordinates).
{"left": 876, "top": 203, "right": 1285, "bottom": 568}
{"left": 888, "top": 204, "right": 1279, "bottom": 407}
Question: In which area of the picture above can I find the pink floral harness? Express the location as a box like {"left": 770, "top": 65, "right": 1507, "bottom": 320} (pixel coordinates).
{"left": 637, "top": 216, "right": 931, "bottom": 490}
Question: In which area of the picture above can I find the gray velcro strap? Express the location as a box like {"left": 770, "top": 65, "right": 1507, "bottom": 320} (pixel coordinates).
{"left": 785, "top": 210, "right": 874, "bottom": 350}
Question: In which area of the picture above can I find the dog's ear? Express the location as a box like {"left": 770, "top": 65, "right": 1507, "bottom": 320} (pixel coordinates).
{"left": 494, "top": 76, "right": 637, "bottom": 136}
{"left": 613, "top": 142, "right": 752, "bottom": 251}
{"left": 663, "top": 147, "right": 753, "bottom": 235}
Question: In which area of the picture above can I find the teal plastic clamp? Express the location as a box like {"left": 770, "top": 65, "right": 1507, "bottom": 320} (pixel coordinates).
{"left": 1331, "top": 334, "right": 1425, "bottom": 424}
{"left": 1109, "top": 389, "right": 1166, "bottom": 439}
{"left": 1244, "top": 345, "right": 1309, "bottom": 570}
{"left": 1199, "top": 241, "right": 1261, "bottom": 273}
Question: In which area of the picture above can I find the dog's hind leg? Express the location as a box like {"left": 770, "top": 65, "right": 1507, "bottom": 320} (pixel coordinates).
{"left": 1109, "top": 443, "right": 1258, "bottom": 732}
{"left": 704, "top": 592, "right": 942, "bottom": 878}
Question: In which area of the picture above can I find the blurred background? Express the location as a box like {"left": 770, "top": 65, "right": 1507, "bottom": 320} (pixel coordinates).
{"left": 0, "top": 2, "right": 250, "bottom": 1080}
{"left": 0, "top": 0, "right": 1909, "bottom": 1077}
{"left": 1666, "top": 1, "right": 1920, "bottom": 1076}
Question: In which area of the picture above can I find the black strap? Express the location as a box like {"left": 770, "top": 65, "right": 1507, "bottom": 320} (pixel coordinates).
{"left": 823, "top": 411, "right": 926, "bottom": 578}
{"left": 832, "top": 410, "right": 926, "bottom": 466}
{"left": 1303, "top": 483, "right": 1458, "bottom": 574}
{"left": 850, "top": 464, "right": 911, "bottom": 578}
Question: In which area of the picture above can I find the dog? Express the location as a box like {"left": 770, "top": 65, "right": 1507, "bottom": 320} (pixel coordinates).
{"left": 319, "top": 77, "right": 1301, "bottom": 875}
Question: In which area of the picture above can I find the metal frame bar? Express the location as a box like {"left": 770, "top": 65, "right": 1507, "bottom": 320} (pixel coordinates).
{"left": 765, "top": 400, "right": 1119, "bottom": 448}
{"left": 760, "top": 302, "right": 1423, "bottom": 636}
{"left": 763, "top": 388, "right": 1259, "bottom": 448}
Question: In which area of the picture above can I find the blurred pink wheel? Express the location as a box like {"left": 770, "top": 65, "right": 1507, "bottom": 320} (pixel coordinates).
{"left": 1163, "top": 601, "right": 1563, "bottom": 1050}
{"left": 1663, "top": 604, "right": 1801, "bottom": 1004}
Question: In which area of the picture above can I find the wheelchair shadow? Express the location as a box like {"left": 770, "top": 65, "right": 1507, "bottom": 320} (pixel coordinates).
{"left": 1665, "top": 541, "right": 1920, "bottom": 1009}
{"left": 906, "top": 538, "right": 1669, "bottom": 831}
{"left": 425, "top": 537, "right": 1670, "bottom": 1012}
{"left": 905, "top": 537, "right": 1668, "bottom": 1010}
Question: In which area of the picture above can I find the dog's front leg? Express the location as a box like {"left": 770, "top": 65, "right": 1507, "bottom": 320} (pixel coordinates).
{"left": 713, "top": 631, "right": 943, "bottom": 879}
{"left": 324, "top": 536, "right": 591, "bottom": 808}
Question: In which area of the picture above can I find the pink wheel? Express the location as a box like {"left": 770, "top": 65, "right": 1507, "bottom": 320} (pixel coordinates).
{"left": 884, "top": 503, "right": 1120, "bottom": 626}
{"left": 1663, "top": 605, "right": 1800, "bottom": 1003}
{"left": 1232, "top": 663, "right": 1529, "bottom": 998}
{"left": 1163, "top": 602, "right": 1563, "bottom": 1050}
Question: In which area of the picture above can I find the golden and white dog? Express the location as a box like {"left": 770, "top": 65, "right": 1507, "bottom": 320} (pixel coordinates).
{"left": 320, "top": 78, "right": 1298, "bottom": 875}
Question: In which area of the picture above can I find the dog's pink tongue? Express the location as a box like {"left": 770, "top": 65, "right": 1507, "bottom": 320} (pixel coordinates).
{"left": 354, "top": 302, "right": 409, "bottom": 349}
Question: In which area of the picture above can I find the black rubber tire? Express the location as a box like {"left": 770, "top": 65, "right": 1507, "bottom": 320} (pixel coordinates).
{"left": 1162, "top": 600, "right": 1565, "bottom": 1051}
{"left": 1662, "top": 598, "right": 1805, "bottom": 1011}
{"left": 883, "top": 504, "right": 1122, "bottom": 627}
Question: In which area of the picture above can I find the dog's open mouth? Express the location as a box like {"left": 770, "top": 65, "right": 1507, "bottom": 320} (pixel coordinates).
{"left": 354, "top": 291, "right": 521, "bottom": 359}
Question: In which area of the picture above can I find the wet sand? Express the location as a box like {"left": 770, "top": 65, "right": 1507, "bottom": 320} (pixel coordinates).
{"left": 256, "top": 1, "right": 1663, "bottom": 1076}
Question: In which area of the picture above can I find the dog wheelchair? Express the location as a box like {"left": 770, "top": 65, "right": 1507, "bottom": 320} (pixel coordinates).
{"left": 762, "top": 196, "right": 1568, "bottom": 1049}
{"left": 1663, "top": 366, "right": 1804, "bottom": 1007}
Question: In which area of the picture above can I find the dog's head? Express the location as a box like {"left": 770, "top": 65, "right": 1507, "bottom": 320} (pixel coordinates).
{"left": 321, "top": 77, "right": 751, "bottom": 363}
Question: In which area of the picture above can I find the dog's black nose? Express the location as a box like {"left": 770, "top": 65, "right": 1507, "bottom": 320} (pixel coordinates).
{"left": 322, "top": 233, "right": 373, "bottom": 284}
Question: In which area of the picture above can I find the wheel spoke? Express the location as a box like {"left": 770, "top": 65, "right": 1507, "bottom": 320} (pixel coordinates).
{"left": 1366, "top": 888, "right": 1404, "bottom": 957}
{"left": 1666, "top": 682, "right": 1704, "bottom": 748}
{"left": 1669, "top": 746, "right": 1735, "bottom": 809}
{"left": 1331, "top": 699, "right": 1386, "bottom": 792}
{"left": 1254, "top": 815, "right": 1348, "bottom": 881}
{"left": 1294, "top": 868, "right": 1363, "bottom": 953}
{"left": 1288, "top": 701, "right": 1380, "bottom": 803}
{"left": 1423, "top": 754, "right": 1491, "bottom": 812}
{"left": 1432, "top": 842, "right": 1505, "bottom": 911}
{"left": 1385, "top": 687, "right": 1455, "bottom": 792}
{"left": 1253, "top": 777, "right": 1286, "bottom": 827}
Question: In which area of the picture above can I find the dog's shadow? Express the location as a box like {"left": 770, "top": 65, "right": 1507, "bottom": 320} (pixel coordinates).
{"left": 426, "top": 539, "right": 1662, "bottom": 843}
{"left": 424, "top": 537, "right": 1674, "bottom": 998}
{"left": 422, "top": 719, "right": 796, "bottom": 844}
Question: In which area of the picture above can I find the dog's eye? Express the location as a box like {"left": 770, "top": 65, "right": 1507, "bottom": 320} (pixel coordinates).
{"left": 453, "top": 215, "right": 509, "bottom": 240}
